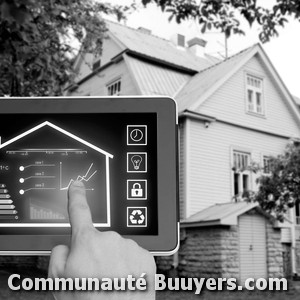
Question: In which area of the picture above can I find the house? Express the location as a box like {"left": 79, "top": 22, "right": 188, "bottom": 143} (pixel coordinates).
{"left": 67, "top": 20, "right": 300, "bottom": 281}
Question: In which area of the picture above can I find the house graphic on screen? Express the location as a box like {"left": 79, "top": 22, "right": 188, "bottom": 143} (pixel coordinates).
{"left": 0, "top": 121, "right": 113, "bottom": 228}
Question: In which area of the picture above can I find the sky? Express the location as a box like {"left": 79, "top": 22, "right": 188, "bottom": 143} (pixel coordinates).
{"left": 104, "top": 1, "right": 300, "bottom": 98}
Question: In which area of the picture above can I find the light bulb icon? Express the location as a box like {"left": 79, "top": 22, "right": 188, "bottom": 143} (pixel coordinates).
{"left": 131, "top": 155, "right": 142, "bottom": 170}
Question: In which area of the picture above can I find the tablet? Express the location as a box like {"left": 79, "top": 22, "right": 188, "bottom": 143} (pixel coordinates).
{"left": 0, "top": 97, "right": 178, "bottom": 255}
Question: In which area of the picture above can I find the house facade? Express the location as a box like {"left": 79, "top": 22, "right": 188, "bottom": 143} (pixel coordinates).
{"left": 68, "top": 21, "right": 300, "bottom": 280}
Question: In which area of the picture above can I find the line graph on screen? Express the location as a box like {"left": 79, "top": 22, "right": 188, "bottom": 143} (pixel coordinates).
{"left": 59, "top": 162, "right": 97, "bottom": 191}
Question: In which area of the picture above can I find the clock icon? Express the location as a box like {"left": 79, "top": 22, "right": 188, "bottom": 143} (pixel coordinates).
{"left": 130, "top": 129, "right": 143, "bottom": 142}
{"left": 127, "top": 125, "right": 147, "bottom": 145}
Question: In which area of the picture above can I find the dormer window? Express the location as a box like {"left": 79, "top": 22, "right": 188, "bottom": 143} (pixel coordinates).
{"left": 246, "top": 74, "right": 264, "bottom": 115}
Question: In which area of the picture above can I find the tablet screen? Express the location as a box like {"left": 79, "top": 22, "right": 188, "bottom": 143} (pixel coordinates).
{"left": 0, "top": 113, "right": 158, "bottom": 236}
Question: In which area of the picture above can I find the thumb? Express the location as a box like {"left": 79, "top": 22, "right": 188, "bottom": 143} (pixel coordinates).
{"left": 48, "top": 244, "right": 70, "bottom": 278}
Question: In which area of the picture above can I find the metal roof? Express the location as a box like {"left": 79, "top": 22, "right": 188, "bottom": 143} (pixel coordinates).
{"left": 293, "top": 95, "right": 300, "bottom": 106}
{"left": 181, "top": 201, "right": 259, "bottom": 227}
{"left": 176, "top": 45, "right": 257, "bottom": 112}
{"left": 125, "top": 55, "right": 191, "bottom": 96}
{"left": 107, "top": 21, "right": 216, "bottom": 72}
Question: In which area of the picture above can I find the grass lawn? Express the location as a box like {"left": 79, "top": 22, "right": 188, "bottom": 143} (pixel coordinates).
{"left": 1, "top": 269, "right": 299, "bottom": 300}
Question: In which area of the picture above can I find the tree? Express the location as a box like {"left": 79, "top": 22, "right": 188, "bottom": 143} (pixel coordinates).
{"left": 141, "top": 0, "right": 300, "bottom": 42}
{"left": 0, "top": 0, "right": 128, "bottom": 96}
{"left": 245, "top": 142, "right": 300, "bottom": 221}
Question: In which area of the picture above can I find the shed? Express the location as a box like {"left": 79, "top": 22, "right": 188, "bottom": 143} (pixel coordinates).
{"left": 157, "top": 202, "right": 286, "bottom": 282}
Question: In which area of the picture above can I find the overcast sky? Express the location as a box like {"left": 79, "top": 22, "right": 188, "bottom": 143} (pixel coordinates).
{"left": 105, "top": 1, "right": 300, "bottom": 97}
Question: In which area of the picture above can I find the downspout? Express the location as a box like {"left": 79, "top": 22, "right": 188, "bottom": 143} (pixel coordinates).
{"left": 290, "top": 211, "right": 297, "bottom": 275}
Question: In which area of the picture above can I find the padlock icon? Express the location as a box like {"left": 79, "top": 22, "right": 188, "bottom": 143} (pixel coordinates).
{"left": 131, "top": 183, "right": 143, "bottom": 197}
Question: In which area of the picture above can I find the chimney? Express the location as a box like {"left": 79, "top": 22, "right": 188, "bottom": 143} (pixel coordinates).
{"left": 171, "top": 33, "right": 186, "bottom": 48}
{"left": 187, "top": 37, "right": 207, "bottom": 58}
{"left": 137, "top": 27, "right": 152, "bottom": 35}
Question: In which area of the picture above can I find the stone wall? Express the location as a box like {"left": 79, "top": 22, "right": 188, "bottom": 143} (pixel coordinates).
{"left": 178, "top": 226, "right": 229, "bottom": 278}
{"left": 155, "top": 255, "right": 174, "bottom": 274}
{"left": 156, "top": 212, "right": 284, "bottom": 280}
{"left": 219, "top": 226, "right": 239, "bottom": 278}
{"left": 266, "top": 220, "right": 284, "bottom": 278}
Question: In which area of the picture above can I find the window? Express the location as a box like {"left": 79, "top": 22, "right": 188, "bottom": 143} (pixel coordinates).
{"left": 233, "top": 151, "right": 251, "bottom": 199}
{"left": 92, "top": 60, "right": 101, "bottom": 71}
{"left": 263, "top": 156, "right": 271, "bottom": 174}
{"left": 246, "top": 74, "right": 264, "bottom": 115}
{"left": 107, "top": 79, "right": 121, "bottom": 96}
{"left": 296, "top": 204, "right": 300, "bottom": 225}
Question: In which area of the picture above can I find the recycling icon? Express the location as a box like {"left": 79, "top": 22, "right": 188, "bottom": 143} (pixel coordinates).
{"left": 127, "top": 207, "right": 147, "bottom": 227}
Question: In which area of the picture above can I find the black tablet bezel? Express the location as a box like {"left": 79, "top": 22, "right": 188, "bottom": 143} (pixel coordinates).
{"left": 0, "top": 97, "right": 179, "bottom": 255}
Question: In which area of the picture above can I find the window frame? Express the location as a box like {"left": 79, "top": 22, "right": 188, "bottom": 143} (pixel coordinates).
{"left": 295, "top": 204, "right": 300, "bottom": 226}
{"left": 92, "top": 59, "right": 101, "bottom": 71}
{"left": 231, "top": 149, "right": 252, "bottom": 200}
{"left": 245, "top": 73, "right": 265, "bottom": 116}
{"left": 106, "top": 77, "right": 122, "bottom": 96}
{"left": 262, "top": 155, "right": 271, "bottom": 174}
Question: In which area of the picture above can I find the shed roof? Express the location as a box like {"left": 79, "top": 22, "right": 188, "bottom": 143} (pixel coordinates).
{"left": 181, "top": 202, "right": 259, "bottom": 227}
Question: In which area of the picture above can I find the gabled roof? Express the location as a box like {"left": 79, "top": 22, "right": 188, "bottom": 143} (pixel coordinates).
{"left": 181, "top": 202, "right": 259, "bottom": 227}
{"left": 177, "top": 43, "right": 300, "bottom": 124}
{"left": 107, "top": 20, "right": 217, "bottom": 73}
{"left": 176, "top": 44, "right": 257, "bottom": 112}
{"left": 0, "top": 121, "right": 113, "bottom": 158}
{"left": 294, "top": 95, "right": 300, "bottom": 106}
{"left": 124, "top": 54, "right": 191, "bottom": 96}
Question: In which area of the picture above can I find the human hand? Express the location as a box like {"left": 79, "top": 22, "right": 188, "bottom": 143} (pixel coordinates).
{"left": 48, "top": 180, "right": 156, "bottom": 300}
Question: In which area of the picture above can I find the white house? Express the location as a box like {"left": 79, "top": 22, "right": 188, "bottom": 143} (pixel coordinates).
{"left": 68, "top": 20, "right": 300, "bottom": 279}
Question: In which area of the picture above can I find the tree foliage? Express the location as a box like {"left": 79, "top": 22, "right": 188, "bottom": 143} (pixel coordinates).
{"left": 0, "top": 0, "right": 127, "bottom": 96}
{"left": 246, "top": 143, "right": 300, "bottom": 221}
{"left": 2, "top": 0, "right": 300, "bottom": 97}
{"left": 142, "top": 0, "right": 300, "bottom": 42}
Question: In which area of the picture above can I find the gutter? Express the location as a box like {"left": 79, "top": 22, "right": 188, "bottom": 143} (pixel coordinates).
{"left": 65, "top": 50, "right": 127, "bottom": 91}
{"left": 180, "top": 110, "right": 297, "bottom": 140}
{"left": 126, "top": 51, "right": 197, "bottom": 75}
{"left": 181, "top": 220, "right": 223, "bottom": 228}
{"left": 179, "top": 110, "right": 216, "bottom": 123}
{"left": 67, "top": 46, "right": 198, "bottom": 92}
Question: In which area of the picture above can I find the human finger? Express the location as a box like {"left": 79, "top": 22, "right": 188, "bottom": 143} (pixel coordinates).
{"left": 48, "top": 244, "right": 70, "bottom": 278}
{"left": 67, "top": 181, "right": 94, "bottom": 234}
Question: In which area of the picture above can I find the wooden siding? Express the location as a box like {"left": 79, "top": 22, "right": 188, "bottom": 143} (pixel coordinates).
{"left": 74, "top": 53, "right": 94, "bottom": 82}
{"left": 70, "top": 60, "right": 139, "bottom": 96}
{"left": 179, "top": 121, "right": 186, "bottom": 220}
{"left": 100, "top": 35, "right": 123, "bottom": 67}
{"left": 75, "top": 36, "right": 123, "bottom": 83}
{"left": 185, "top": 118, "right": 292, "bottom": 217}
{"left": 196, "top": 54, "right": 300, "bottom": 138}
{"left": 239, "top": 213, "right": 267, "bottom": 282}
